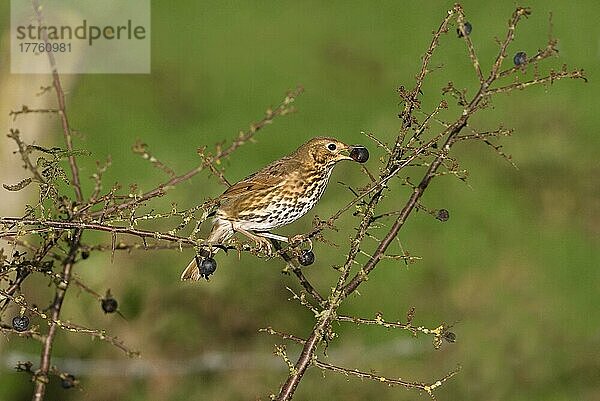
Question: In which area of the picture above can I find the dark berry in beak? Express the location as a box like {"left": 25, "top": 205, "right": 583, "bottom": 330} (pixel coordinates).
{"left": 350, "top": 146, "right": 369, "bottom": 163}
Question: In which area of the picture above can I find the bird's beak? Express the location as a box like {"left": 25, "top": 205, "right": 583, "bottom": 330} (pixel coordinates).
{"left": 339, "top": 145, "right": 354, "bottom": 160}
{"left": 338, "top": 144, "right": 369, "bottom": 163}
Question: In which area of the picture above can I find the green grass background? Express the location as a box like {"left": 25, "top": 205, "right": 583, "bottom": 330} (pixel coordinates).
{"left": 1, "top": 1, "right": 599, "bottom": 400}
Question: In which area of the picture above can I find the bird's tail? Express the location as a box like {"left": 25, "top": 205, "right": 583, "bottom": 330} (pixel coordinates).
{"left": 180, "top": 257, "right": 203, "bottom": 281}
{"left": 180, "top": 218, "right": 233, "bottom": 281}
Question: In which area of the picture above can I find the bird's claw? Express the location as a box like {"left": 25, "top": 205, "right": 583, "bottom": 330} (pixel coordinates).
{"left": 255, "top": 237, "right": 274, "bottom": 256}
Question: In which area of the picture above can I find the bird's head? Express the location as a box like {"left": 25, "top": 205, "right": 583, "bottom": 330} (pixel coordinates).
{"left": 298, "top": 137, "right": 364, "bottom": 168}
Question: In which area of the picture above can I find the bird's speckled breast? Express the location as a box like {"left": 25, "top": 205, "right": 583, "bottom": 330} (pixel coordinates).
{"left": 225, "top": 167, "right": 334, "bottom": 231}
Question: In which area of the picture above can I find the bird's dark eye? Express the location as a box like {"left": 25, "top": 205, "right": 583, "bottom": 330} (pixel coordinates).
{"left": 327, "top": 143, "right": 337, "bottom": 151}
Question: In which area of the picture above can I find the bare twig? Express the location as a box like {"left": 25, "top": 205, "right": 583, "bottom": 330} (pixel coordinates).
{"left": 313, "top": 360, "right": 461, "bottom": 399}
{"left": 0, "top": 217, "right": 203, "bottom": 248}
{"left": 32, "top": 0, "right": 83, "bottom": 203}
{"left": 28, "top": 1, "right": 86, "bottom": 397}
{"left": 9, "top": 105, "right": 59, "bottom": 120}
{"left": 31, "top": 229, "right": 81, "bottom": 401}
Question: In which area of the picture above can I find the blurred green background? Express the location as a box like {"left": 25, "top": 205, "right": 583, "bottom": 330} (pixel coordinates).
{"left": 1, "top": 1, "right": 599, "bottom": 400}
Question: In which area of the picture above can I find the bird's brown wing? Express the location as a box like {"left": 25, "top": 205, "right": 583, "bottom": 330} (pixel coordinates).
{"left": 218, "top": 156, "right": 302, "bottom": 202}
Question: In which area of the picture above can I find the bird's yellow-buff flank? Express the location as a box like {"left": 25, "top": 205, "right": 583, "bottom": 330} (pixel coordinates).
{"left": 181, "top": 137, "right": 369, "bottom": 281}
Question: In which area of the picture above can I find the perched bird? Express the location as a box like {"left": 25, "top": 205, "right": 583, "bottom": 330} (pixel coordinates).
{"left": 181, "top": 136, "right": 369, "bottom": 281}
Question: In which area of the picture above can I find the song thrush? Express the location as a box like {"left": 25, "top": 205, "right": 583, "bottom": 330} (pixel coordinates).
{"left": 181, "top": 136, "right": 369, "bottom": 281}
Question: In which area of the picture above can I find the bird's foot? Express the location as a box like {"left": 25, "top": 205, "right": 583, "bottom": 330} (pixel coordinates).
{"left": 254, "top": 236, "right": 274, "bottom": 256}
{"left": 235, "top": 228, "right": 275, "bottom": 256}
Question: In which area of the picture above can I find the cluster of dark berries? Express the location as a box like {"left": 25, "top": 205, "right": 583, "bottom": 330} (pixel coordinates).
{"left": 350, "top": 146, "right": 369, "bottom": 163}
{"left": 457, "top": 21, "right": 472, "bottom": 37}
{"left": 199, "top": 257, "right": 217, "bottom": 279}
{"left": 12, "top": 315, "right": 30, "bottom": 332}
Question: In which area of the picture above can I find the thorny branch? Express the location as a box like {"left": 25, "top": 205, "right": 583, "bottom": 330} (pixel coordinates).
{"left": 0, "top": 3, "right": 585, "bottom": 401}
{"left": 0, "top": 289, "right": 138, "bottom": 357}
{"left": 272, "top": 4, "right": 585, "bottom": 401}
{"left": 27, "top": 0, "right": 83, "bottom": 399}
{"left": 0, "top": 217, "right": 203, "bottom": 248}
{"left": 1, "top": 2, "right": 301, "bottom": 400}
